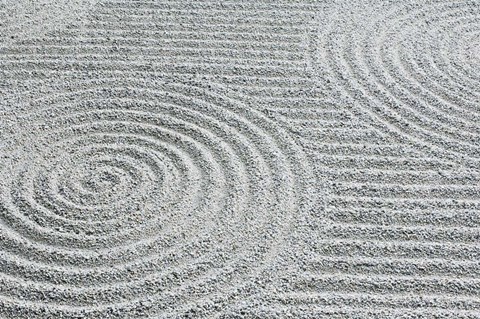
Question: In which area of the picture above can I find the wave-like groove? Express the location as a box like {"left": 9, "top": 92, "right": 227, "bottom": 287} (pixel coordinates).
{"left": 309, "top": 0, "right": 480, "bottom": 167}
{"left": 0, "top": 77, "right": 314, "bottom": 318}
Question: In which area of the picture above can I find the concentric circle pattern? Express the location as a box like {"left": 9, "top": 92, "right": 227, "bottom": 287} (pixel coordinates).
{"left": 310, "top": 0, "right": 480, "bottom": 165}
{"left": 4, "top": 0, "right": 480, "bottom": 317}
{"left": 0, "top": 78, "right": 313, "bottom": 318}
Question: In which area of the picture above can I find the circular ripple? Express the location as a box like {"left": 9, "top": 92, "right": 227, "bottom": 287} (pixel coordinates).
{"left": 310, "top": 0, "right": 480, "bottom": 165}
{"left": 0, "top": 77, "right": 313, "bottom": 318}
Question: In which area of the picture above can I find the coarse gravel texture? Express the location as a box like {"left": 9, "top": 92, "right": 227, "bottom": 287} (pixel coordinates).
{"left": 0, "top": 0, "right": 479, "bottom": 318}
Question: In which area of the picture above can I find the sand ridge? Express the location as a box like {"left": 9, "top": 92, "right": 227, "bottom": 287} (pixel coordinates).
{"left": 0, "top": 0, "right": 479, "bottom": 318}
{"left": 0, "top": 76, "right": 316, "bottom": 317}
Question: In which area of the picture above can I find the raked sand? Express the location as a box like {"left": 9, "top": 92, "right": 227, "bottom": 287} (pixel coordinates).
{"left": 0, "top": 1, "right": 479, "bottom": 318}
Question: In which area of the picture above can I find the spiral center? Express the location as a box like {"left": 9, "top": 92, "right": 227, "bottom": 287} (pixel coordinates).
{"left": 80, "top": 167, "right": 122, "bottom": 193}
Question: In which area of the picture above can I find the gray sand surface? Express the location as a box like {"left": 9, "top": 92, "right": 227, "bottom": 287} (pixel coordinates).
{"left": 0, "top": 0, "right": 479, "bottom": 318}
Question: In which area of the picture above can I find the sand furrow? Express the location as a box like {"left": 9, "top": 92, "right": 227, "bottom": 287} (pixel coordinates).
{"left": 1, "top": 0, "right": 479, "bottom": 317}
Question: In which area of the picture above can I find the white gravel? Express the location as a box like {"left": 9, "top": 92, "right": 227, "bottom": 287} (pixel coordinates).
{"left": 0, "top": 0, "right": 479, "bottom": 318}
